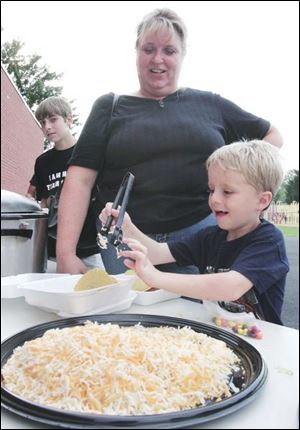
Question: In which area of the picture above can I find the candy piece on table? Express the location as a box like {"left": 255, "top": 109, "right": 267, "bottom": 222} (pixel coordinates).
{"left": 221, "top": 319, "right": 228, "bottom": 327}
{"left": 250, "top": 325, "right": 259, "bottom": 334}
{"left": 213, "top": 317, "right": 223, "bottom": 327}
{"left": 254, "top": 331, "right": 263, "bottom": 339}
{"left": 232, "top": 322, "right": 245, "bottom": 333}
{"left": 228, "top": 320, "right": 236, "bottom": 328}
{"left": 248, "top": 325, "right": 263, "bottom": 338}
{"left": 231, "top": 324, "right": 238, "bottom": 333}
{"left": 212, "top": 317, "right": 263, "bottom": 339}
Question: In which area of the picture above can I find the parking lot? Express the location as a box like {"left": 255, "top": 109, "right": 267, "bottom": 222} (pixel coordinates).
{"left": 281, "top": 236, "right": 299, "bottom": 329}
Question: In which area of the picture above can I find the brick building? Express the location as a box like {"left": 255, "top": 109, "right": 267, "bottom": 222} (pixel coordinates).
{"left": 1, "top": 64, "right": 43, "bottom": 195}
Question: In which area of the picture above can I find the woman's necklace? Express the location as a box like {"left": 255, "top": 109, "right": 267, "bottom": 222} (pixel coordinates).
{"left": 158, "top": 90, "right": 180, "bottom": 108}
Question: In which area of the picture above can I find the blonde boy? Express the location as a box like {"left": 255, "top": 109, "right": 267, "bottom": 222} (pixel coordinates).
{"left": 101, "top": 140, "right": 289, "bottom": 324}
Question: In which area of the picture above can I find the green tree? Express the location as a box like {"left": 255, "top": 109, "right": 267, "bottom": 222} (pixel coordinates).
{"left": 1, "top": 40, "right": 63, "bottom": 110}
{"left": 1, "top": 39, "right": 80, "bottom": 148}
{"left": 275, "top": 169, "right": 299, "bottom": 204}
{"left": 274, "top": 183, "right": 286, "bottom": 203}
{"left": 284, "top": 169, "right": 299, "bottom": 204}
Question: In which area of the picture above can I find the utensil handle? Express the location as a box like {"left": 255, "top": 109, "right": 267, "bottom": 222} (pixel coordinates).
{"left": 101, "top": 172, "right": 135, "bottom": 235}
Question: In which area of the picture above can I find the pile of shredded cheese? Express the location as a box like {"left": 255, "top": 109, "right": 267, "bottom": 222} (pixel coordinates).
{"left": 2, "top": 322, "right": 241, "bottom": 415}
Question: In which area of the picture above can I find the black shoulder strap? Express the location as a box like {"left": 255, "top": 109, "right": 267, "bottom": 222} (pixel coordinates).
{"left": 49, "top": 95, "right": 120, "bottom": 227}
{"left": 92, "top": 94, "right": 119, "bottom": 201}
{"left": 110, "top": 93, "right": 119, "bottom": 119}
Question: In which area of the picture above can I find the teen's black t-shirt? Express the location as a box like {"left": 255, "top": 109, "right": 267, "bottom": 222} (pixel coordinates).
{"left": 31, "top": 146, "right": 98, "bottom": 258}
{"left": 31, "top": 146, "right": 74, "bottom": 201}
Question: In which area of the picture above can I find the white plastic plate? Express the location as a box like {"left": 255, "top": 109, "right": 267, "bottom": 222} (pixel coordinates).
{"left": 133, "top": 289, "right": 179, "bottom": 306}
{"left": 17, "top": 274, "right": 135, "bottom": 315}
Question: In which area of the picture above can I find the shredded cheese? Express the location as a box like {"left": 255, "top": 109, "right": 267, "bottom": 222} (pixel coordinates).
{"left": 2, "top": 322, "right": 241, "bottom": 415}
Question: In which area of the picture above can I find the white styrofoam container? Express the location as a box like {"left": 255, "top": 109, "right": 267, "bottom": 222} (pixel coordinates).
{"left": 133, "top": 289, "right": 179, "bottom": 306}
{"left": 1, "top": 273, "right": 71, "bottom": 299}
{"left": 57, "top": 290, "right": 137, "bottom": 318}
{"left": 17, "top": 274, "right": 135, "bottom": 315}
{"left": 124, "top": 273, "right": 179, "bottom": 306}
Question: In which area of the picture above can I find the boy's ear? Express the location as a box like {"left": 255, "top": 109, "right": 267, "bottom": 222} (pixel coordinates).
{"left": 65, "top": 114, "right": 73, "bottom": 128}
{"left": 258, "top": 191, "right": 273, "bottom": 211}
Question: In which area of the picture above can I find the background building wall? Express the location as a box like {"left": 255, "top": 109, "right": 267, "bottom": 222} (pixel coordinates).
{"left": 1, "top": 65, "right": 43, "bottom": 195}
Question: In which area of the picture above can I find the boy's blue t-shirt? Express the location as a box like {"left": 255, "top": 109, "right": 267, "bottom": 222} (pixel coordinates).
{"left": 168, "top": 219, "right": 289, "bottom": 325}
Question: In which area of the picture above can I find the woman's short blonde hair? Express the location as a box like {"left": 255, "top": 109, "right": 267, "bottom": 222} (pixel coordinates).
{"left": 35, "top": 96, "right": 72, "bottom": 122}
{"left": 136, "top": 8, "right": 187, "bottom": 54}
{"left": 206, "top": 140, "right": 284, "bottom": 195}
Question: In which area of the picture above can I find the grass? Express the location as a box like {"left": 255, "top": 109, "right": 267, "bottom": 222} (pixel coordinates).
{"left": 275, "top": 225, "right": 299, "bottom": 237}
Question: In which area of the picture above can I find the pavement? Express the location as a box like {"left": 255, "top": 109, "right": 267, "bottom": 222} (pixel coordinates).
{"left": 281, "top": 236, "right": 299, "bottom": 330}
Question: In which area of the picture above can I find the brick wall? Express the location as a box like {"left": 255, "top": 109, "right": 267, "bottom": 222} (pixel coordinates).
{"left": 1, "top": 65, "right": 44, "bottom": 195}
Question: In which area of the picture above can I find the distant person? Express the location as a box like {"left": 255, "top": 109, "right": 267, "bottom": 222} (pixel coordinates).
{"left": 101, "top": 141, "right": 289, "bottom": 325}
{"left": 27, "top": 96, "right": 103, "bottom": 270}
{"left": 56, "top": 8, "right": 283, "bottom": 275}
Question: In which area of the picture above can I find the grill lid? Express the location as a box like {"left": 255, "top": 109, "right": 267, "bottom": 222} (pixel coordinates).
{"left": 1, "top": 189, "right": 42, "bottom": 214}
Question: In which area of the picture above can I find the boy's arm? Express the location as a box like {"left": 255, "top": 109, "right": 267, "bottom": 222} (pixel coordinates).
{"left": 100, "top": 204, "right": 175, "bottom": 265}
{"left": 121, "top": 239, "right": 253, "bottom": 301}
{"left": 149, "top": 270, "right": 253, "bottom": 301}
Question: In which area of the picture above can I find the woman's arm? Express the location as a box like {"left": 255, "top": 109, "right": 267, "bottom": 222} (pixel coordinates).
{"left": 25, "top": 184, "right": 36, "bottom": 200}
{"left": 56, "top": 165, "right": 98, "bottom": 274}
{"left": 263, "top": 125, "right": 284, "bottom": 148}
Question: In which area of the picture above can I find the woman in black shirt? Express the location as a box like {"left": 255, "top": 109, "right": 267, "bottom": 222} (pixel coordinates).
{"left": 56, "top": 8, "right": 283, "bottom": 274}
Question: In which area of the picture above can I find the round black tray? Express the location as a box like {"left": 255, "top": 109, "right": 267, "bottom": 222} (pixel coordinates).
{"left": 1, "top": 314, "right": 268, "bottom": 429}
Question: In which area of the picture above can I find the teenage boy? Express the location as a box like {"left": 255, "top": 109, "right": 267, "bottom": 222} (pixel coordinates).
{"left": 27, "top": 97, "right": 103, "bottom": 269}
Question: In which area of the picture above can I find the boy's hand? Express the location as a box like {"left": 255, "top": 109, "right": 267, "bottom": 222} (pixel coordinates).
{"left": 119, "top": 238, "right": 158, "bottom": 285}
{"left": 99, "top": 202, "right": 132, "bottom": 234}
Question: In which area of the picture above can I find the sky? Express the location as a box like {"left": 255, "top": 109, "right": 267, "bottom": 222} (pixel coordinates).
{"left": 1, "top": 1, "right": 299, "bottom": 172}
